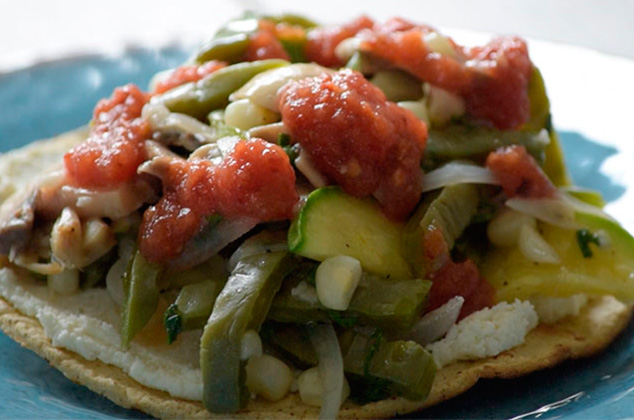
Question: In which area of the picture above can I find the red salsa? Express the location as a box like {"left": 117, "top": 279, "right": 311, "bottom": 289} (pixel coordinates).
{"left": 279, "top": 69, "right": 427, "bottom": 220}
{"left": 486, "top": 145, "right": 556, "bottom": 199}
{"left": 305, "top": 15, "right": 374, "bottom": 67}
{"left": 244, "top": 20, "right": 291, "bottom": 62}
{"left": 154, "top": 60, "right": 227, "bottom": 94}
{"left": 426, "top": 258, "right": 496, "bottom": 320}
{"left": 360, "top": 26, "right": 532, "bottom": 129}
{"left": 421, "top": 227, "right": 495, "bottom": 319}
{"left": 139, "top": 138, "right": 298, "bottom": 262}
{"left": 64, "top": 84, "right": 150, "bottom": 189}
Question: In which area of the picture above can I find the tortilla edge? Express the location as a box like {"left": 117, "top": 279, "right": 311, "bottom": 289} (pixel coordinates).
{"left": 0, "top": 291, "right": 631, "bottom": 419}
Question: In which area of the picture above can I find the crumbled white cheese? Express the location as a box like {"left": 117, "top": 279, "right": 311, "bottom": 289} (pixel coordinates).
{"left": 426, "top": 299, "right": 538, "bottom": 368}
{"left": 290, "top": 280, "right": 319, "bottom": 305}
{"left": 530, "top": 294, "right": 589, "bottom": 324}
{"left": 0, "top": 268, "right": 203, "bottom": 401}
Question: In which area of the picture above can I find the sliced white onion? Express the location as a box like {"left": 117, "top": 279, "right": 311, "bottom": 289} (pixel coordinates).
{"left": 230, "top": 63, "right": 335, "bottom": 112}
{"left": 106, "top": 236, "right": 137, "bottom": 306}
{"left": 168, "top": 217, "right": 258, "bottom": 271}
{"left": 518, "top": 224, "right": 560, "bottom": 264}
{"left": 506, "top": 193, "right": 578, "bottom": 230}
{"left": 308, "top": 323, "right": 344, "bottom": 420}
{"left": 422, "top": 162, "right": 499, "bottom": 193}
{"left": 247, "top": 122, "right": 288, "bottom": 143}
{"left": 404, "top": 296, "right": 464, "bottom": 345}
{"left": 295, "top": 151, "right": 328, "bottom": 188}
{"left": 487, "top": 208, "right": 537, "bottom": 247}
{"left": 143, "top": 101, "right": 220, "bottom": 143}
{"left": 561, "top": 191, "right": 616, "bottom": 222}
{"left": 105, "top": 257, "right": 127, "bottom": 306}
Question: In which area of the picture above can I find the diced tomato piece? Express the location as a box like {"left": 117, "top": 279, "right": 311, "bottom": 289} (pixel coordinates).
{"left": 214, "top": 139, "right": 299, "bottom": 220}
{"left": 305, "top": 15, "right": 374, "bottom": 67}
{"left": 486, "top": 145, "right": 556, "bottom": 199}
{"left": 139, "top": 139, "right": 298, "bottom": 263}
{"left": 426, "top": 259, "right": 495, "bottom": 319}
{"left": 154, "top": 60, "right": 226, "bottom": 94}
{"left": 422, "top": 227, "right": 451, "bottom": 274}
{"left": 93, "top": 83, "right": 149, "bottom": 120}
{"left": 360, "top": 28, "right": 471, "bottom": 94}
{"left": 374, "top": 17, "right": 425, "bottom": 34}
{"left": 279, "top": 69, "right": 427, "bottom": 219}
{"left": 359, "top": 24, "right": 532, "bottom": 129}
{"left": 465, "top": 36, "right": 533, "bottom": 129}
{"left": 64, "top": 84, "right": 150, "bottom": 189}
{"left": 244, "top": 20, "right": 290, "bottom": 61}
{"left": 139, "top": 159, "right": 216, "bottom": 262}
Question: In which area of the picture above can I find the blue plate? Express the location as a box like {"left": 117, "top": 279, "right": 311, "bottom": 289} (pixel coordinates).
{"left": 1, "top": 46, "right": 634, "bottom": 419}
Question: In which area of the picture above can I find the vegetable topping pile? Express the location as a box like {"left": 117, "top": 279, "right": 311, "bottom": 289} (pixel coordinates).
{"left": 1, "top": 12, "right": 634, "bottom": 418}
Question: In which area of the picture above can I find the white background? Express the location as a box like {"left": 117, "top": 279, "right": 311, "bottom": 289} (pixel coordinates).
{"left": 1, "top": 0, "right": 633, "bottom": 71}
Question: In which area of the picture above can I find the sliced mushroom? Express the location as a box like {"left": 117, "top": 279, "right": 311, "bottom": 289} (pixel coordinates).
{"left": 144, "top": 139, "right": 181, "bottom": 159}
{"left": 152, "top": 130, "right": 204, "bottom": 152}
{"left": 138, "top": 156, "right": 178, "bottom": 183}
{"left": 36, "top": 176, "right": 157, "bottom": 221}
{"left": 0, "top": 188, "right": 38, "bottom": 255}
{"left": 50, "top": 207, "right": 83, "bottom": 268}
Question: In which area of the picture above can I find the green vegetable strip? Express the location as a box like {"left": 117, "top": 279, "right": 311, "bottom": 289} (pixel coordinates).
{"left": 156, "top": 59, "right": 289, "bottom": 120}
{"left": 403, "top": 184, "right": 479, "bottom": 278}
{"left": 264, "top": 324, "right": 436, "bottom": 402}
{"left": 120, "top": 251, "right": 163, "bottom": 348}
{"left": 268, "top": 272, "right": 431, "bottom": 331}
{"left": 200, "top": 251, "right": 294, "bottom": 413}
{"left": 423, "top": 125, "right": 547, "bottom": 169}
{"left": 163, "top": 278, "right": 226, "bottom": 343}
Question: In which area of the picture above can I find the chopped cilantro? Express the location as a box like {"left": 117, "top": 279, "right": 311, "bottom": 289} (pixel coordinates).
{"left": 164, "top": 303, "right": 183, "bottom": 344}
{"left": 576, "top": 229, "right": 600, "bottom": 258}
{"left": 277, "top": 133, "right": 300, "bottom": 164}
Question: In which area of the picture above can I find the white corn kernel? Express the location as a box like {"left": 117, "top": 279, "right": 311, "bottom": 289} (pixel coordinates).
{"left": 82, "top": 218, "right": 116, "bottom": 266}
{"left": 487, "top": 208, "right": 537, "bottom": 247}
{"left": 518, "top": 224, "right": 560, "bottom": 264}
{"left": 245, "top": 354, "right": 293, "bottom": 401}
{"left": 224, "top": 99, "right": 279, "bottom": 130}
{"left": 297, "top": 367, "right": 350, "bottom": 407}
{"left": 240, "top": 330, "right": 263, "bottom": 361}
{"left": 315, "top": 255, "right": 362, "bottom": 311}
{"left": 48, "top": 269, "right": 80, "bottom": 295}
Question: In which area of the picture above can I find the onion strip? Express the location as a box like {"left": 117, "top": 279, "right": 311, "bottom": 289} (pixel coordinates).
{"left": 308, "top": 323, "right": 344, "bottom": 420}
{"left": 404, "top": 296, "right": 464, "bottom": 345}
{"left": 422, "top": 162, "right": 499, "bottom": 193}
{"left": 506, "top": 193, "right": 578, "bottom": 229}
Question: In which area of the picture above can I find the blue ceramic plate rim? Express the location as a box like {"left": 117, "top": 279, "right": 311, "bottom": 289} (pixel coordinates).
{"left": 1, "top": 43, "right": 634, "bottom": 419}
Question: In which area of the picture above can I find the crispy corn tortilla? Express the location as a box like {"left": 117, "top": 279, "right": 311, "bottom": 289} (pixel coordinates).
{"left": 0, "top": 131, "right": 632, "bottom": 419}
